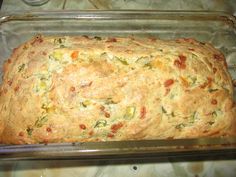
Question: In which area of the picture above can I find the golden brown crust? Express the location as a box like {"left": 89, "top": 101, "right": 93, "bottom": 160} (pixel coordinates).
{"left": 0, "top": 35, "right": 235, "bottom": 144}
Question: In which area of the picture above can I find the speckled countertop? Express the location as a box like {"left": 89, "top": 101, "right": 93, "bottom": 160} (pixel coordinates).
{"left": 1, "top": 0, "right": 236, "bottom": 177}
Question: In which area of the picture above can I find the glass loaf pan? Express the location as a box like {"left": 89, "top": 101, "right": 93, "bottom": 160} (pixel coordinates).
{"left": 0, "top": 11, "right": 236, "bottom": 160}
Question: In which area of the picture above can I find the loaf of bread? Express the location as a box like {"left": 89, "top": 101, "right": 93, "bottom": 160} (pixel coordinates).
{"left": 0, "top": 35, "right": 235, "bottom": 144}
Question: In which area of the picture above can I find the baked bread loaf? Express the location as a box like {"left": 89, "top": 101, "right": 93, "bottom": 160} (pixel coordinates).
{"left": 0, "top": 35, "right": 235, "bottom": 144}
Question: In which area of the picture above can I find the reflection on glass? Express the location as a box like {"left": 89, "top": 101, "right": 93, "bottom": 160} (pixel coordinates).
{"left": 22, "top": 0, "right": 49, "bottom": 6}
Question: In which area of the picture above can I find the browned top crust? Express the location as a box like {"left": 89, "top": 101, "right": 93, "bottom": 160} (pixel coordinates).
{"left": 0, "top": 35, "right": 235, "bottom": 144}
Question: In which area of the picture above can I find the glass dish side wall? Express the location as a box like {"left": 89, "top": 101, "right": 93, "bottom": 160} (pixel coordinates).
{"left": 0, "top": 11, "right": 236, "bottom": 160}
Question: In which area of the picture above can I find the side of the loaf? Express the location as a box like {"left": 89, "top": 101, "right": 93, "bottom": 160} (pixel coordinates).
{"left": 0, "top": 35, "right": 235, "bottom": 144}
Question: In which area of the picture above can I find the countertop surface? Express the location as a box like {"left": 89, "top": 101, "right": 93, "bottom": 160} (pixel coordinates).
{"left": 1, "top": 0, "right": 236, "bottom": 14}
{"left": 1, "top": 0, "right": 236, "bottom": 177}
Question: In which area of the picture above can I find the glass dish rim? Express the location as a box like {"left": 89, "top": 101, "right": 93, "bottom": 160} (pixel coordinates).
{"left": 0, "top": 10, "right": 236, "bottom": 160}
{"left": 0, "top": 10, "right": 236, "bottom": 22}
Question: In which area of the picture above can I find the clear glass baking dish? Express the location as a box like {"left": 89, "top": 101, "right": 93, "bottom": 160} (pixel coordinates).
{"left": 0, "top": 10, "right": 236, "bottom": 160}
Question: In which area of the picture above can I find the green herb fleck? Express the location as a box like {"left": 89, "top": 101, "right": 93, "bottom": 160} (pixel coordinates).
{"left": 81, "top": 102, "right": 87, "bottom": 108}
{"left": 190, "top": 77, "right": 197, "bottom": 85}
{"left": 104, "top": 98, "right": 116, "bottom": 104}
{"left": 41, "top": 103, "right": 53, "bottom": 113}
{"left": 34, "top": 115, "right": 48, "bottom": 128}
{"left": 41, "top": 103, "right": 48, "bottom": 109}
{"left": 192, "top": 53, "right": 198, "bottom": 59}
{"left": 135, "top": 56, "right": 148, "bottom": 63}
{"left": 26, "top": 127, "right": 33, "bottom": 136}
{"left": 81, "top": 100, "right": 91, "bottom": 108}
{"left": 94, "top": 36, "right": 102, "bottom": 40}
{"left": 18, "top": 64, "right": 25, "bottom": 72}
{"left": 200, "top": 42, "right": 205, "bottom": 45}
{"left": 171, "top": 112, "right": 175, "bottom": 117}
{"left": 144, "top": 62, "right": 152, "bottom": 69}
{"left": 54, "top": 38, "right": 65, "bottom": 45}
{"left": 208, "top": 88, "right": 218, "bottom": 93}
{"left": 175, "top": 123, "right": 185, "bottom": 130}
{"left": 161, "top": 106, "right": 167, "bottom": 114}
{"left": 60, "top": 45, "right": 66, "bottom": 48}
{"left": 208, "top": 121, "right": 215, "bottom": 125}
{"left": 115, "top": 57, "right": 128, "bottom": 65}
{"left": 190, "top": 111, "right": 197, "bottom": 123}
{"left": 58, "top": 38, "right": 63, "bottom": 43}
{"left": 135, "top": 57, "right": 152, "bottom": 69}
{"left": 94, "top": 120, "right": 107, "bottom": 128}
{"left": 212, "top": 111, "right": 217, "bottom": 118}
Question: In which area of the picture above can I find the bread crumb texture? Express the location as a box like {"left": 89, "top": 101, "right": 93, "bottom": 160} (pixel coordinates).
{"left": 0, "top": 35, "right": 235, "bottom": 144}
